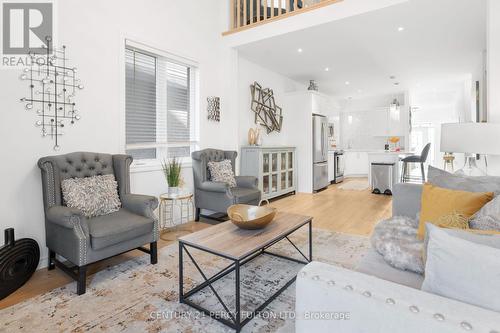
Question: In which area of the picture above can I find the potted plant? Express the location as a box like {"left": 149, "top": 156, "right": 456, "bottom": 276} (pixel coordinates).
{"left": 161, "top": 157, "right": 182, "bottom": 195}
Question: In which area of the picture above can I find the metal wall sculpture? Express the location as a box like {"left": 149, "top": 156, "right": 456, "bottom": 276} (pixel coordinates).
{"left": 19, "top": 36, "right": 83, "bottom": 151}
{"left": 207, "top": 96, "right": 220, "bottom": 122}
{"left": 250, "top": 82, "right": 282, "bottom": 133}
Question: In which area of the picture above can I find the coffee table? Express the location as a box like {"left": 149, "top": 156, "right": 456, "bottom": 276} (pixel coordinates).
{"left": 178, "top": 212, "right": 312, "bottom": 332}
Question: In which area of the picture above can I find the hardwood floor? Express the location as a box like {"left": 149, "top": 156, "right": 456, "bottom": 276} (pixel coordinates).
{"left": 0, "top": 178, "right": 391, "bottom": 310}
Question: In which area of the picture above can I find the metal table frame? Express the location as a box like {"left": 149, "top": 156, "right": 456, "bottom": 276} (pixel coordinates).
{"left": 179, "top": 220, "right": 312, "bottom": 332}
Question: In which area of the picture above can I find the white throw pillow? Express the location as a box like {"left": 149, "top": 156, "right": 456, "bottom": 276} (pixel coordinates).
{"left": 421, "top": 223, "right": 500, "bottom": 312}
{"left": 207, "top": 159, "right": 237, "bottom": 187}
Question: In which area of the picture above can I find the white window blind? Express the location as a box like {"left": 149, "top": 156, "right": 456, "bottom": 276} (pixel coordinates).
{"left": 125, "top": 46, "right": 198, "bottom": 161}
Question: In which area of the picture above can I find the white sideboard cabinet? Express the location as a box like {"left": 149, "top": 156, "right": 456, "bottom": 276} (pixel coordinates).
{"left": 240, "top": 146, "right": 297, "bottom": 200}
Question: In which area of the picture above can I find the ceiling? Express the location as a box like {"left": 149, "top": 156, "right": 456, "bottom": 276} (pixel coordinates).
{"left": 237, "top": 0, "right": 486, "bottom": 99}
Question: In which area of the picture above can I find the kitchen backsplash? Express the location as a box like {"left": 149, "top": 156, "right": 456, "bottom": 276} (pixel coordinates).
{"left": 340, "top": 111, "right": 404, "bottom": 150}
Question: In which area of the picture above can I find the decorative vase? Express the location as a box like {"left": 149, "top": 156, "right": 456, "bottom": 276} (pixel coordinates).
{"left": 308, "top": 80, "right": 318, "bottom": 91}
{"left": 255, "top": 127, "right": 262, "bottom": 146}
{"left": 168, "top": 187, "right": 179, "bottom": 195}
{"left": 248, "top": 128, "right": 256, "bottom": 145}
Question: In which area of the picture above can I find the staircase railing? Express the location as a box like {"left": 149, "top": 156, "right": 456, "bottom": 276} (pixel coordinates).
{"left": 224, "top": 0, "right": 342, "bottom": 35}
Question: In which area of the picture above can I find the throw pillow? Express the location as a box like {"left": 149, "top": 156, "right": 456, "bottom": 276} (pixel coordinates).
{"left": 417, "top": 183, "right": 493, "bottom": 239}
{"left": 61, "top": 174, "right": 121, "bottom": 218}
{"left": 207, "top": 159, "right": 237, "bottom": 187}
{"left": 422, "top": 223, "right": 500, "bottom": 264}
{"left": 371, "top": 216, "right": 424, "bottom": 274}
{"left": 421, "top": 223, "right": 500, "bottom": 312}
{"left": 469, "top": 195, "right": 500, "bottom": 231}
{"left": 428, "top": 165, "right": 500, "bottom": 194}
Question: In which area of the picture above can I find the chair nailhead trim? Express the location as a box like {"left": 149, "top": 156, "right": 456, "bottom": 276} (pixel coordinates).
{"left": 433, "top": 313, "right": 445, "bottom": 321}
{"left": 461, "top": 322, "right": 472, "bottom": 331}
{"left": 409, "top": 305, "right": 419, "bottom": 313}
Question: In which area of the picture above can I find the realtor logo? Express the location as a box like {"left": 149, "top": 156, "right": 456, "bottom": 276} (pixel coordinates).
{"left": 2, "top": 2, "right": 53, "bottom": 55}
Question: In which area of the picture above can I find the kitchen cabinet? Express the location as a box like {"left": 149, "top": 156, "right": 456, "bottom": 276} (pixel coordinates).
{"left": 344, "top": 151, "right": 369, "bottom": 176}
{"left": 328, "top": 151, "right": 336, "bottom": 182}
{"left": 371, "top": 107, "right": 408, "bottom": 137}
{"left": 240, "top": 146, "right": 297, "bottom": 200}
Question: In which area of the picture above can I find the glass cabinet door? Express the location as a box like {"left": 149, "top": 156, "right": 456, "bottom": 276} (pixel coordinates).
{"left": 263, "top": 175, "right": 270, "bottom": 194}
{"left": 288, "top": 171, "right": 293, "bottom": 188}
{"left": 281, "top": 153, "right": 287, "bottom": 170}
{"left": 271, "top": 174, "right": 278, "bottom": 192}
{"left": 263, "top": 153, "right": 270, "bottom": 173}
{"left": 271, "top": 153, "right": 278, "bottom": 172}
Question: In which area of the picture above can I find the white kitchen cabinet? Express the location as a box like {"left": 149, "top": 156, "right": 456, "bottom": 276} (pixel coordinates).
{"left": 328, "top": 152, "right": 336, "bottom": 182}
{"left": 344, "top": 151, "right": 369, "bottom": 176}
{"left": 371, "top": 107, "right": 408, "bottom": 137}
{"left": 310, "top": 91, "right": 331, "bottom": 115}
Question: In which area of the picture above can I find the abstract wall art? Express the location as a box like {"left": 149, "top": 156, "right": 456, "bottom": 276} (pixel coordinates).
{"left": 19, "top": 36, "right": 83, "bottom": 150}
{"left": 207, "top": 96, "right": 220, "bottom": 122}
{"left": 250, "top": 82, "right": 282, "bottom": 134}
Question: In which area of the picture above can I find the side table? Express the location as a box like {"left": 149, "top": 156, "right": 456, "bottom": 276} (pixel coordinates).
{"left": 159, "top": 192, "right": 194, "bottom": 241}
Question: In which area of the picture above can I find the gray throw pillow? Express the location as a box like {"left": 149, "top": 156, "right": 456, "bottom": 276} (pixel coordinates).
{"left": 61, "top": 174, "right": 121, "bottom": 218}
{"left": 422, "top": 223, "right": 500, "bottom": 312}
{"left": 428, "top": 165, "right": 500, "bottom": 194}
{"left": 469, "top": 195, "right": 500, "bottom": 231}
{"left": 370, "top": 216, "right": 424, "bottom": 274}
{"left": 207, "top": 159, "right": 237, "bottom": 187}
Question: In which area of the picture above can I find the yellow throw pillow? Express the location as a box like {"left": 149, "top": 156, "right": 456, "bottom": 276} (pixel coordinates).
{"left": 417, "top": 183, "right": 494, "bottom": 239}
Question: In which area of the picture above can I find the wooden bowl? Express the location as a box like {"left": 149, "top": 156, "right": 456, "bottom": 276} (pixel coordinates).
{"left": 227, "top": 204, "right": 277, "bottom": 230}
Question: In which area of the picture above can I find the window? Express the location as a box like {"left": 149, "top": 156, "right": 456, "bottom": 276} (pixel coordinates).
{"left": 125, "top": 44, "right": 198, "bottom": 163}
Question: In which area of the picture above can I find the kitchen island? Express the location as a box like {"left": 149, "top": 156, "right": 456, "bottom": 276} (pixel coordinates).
{"left": 367, "top": 150, "right": 413, "bottom": 186}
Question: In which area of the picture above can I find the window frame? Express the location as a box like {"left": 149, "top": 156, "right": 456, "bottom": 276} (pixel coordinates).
{"left": 124, "top": 40, "right": 200, "bottom": 172}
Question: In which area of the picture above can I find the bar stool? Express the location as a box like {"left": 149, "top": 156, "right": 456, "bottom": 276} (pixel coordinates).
{"left": 401, "top": 143, "right": 431, "bottom": 183}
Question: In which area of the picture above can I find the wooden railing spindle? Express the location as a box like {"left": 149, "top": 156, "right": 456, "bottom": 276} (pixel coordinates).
{"left": 230, "top": 0, "right": 235, "bottom": 29}
{"left": 257, "top": 0, "right": 261, "bottom": 21}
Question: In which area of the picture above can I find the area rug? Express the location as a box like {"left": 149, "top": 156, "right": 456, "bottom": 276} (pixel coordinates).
{"left": 338, "top": 180, "right": 369, "bottom": 191}
{"left": 1, "top": 228, "right": 369, "bottom": 333}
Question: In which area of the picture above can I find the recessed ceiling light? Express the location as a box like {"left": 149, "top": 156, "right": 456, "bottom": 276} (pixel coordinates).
{"left": 297, "top": 48, "right": 303, "bottom": 53}
{"left": 398, "top": 27, "right": 405, "bottom": 32}
{"left": 325, "top": 67, "right": 330, "bottom": 72}
{"left": 394, "top": 82, "right": 400, "bottom": 86}
{"left": 389, "top": 75, "right": 396, "bottom": 80}
{"left": 345, "top": 81, "right": 350, "bottom": 85}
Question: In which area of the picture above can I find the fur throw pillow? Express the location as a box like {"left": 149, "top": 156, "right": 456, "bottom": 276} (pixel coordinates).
{"left": 470, "top": 195, "right": 500, "bottom": 231}
{"left": 371, "top": 216, "right": 424, "bottom": 274}
{"left": 62, "top": 174, "right": 121, "bottom": 218}
{"left": 207, "top": 159, "right": 237, "bottom": 187}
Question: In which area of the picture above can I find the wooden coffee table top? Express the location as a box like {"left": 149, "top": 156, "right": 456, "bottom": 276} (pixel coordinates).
{"left": 179, "top": 212, "right": 312, "bottom": 260}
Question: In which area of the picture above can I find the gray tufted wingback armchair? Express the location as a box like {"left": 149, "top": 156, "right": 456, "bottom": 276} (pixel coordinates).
{"left": 38, "top": 152, "right": 158, "bottom": 295}
{"left": 192, "top": 149, "right": 261, "bottom": 220}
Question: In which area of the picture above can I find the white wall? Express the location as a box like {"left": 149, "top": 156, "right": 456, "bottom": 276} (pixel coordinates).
{"left": 0, "top": 0, "right": 236, "bottom": 267}
{"left": 486, "top": 0, "right": 500, "bottom": 175}
{"left": 237, "top": 56, "right": 305, "bottom": 148}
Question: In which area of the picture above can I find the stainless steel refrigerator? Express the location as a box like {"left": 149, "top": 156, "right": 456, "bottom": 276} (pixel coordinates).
{"left": 313, "top": 114, "right": 329, "bottom": 191}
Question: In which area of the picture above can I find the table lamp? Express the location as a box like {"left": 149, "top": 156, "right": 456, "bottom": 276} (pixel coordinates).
{"left": 441, "top": 122, "right": 500, "bottom": 176}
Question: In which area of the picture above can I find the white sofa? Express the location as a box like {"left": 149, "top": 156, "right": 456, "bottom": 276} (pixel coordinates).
{"left": 295, "top": 183, "right": 500, "bottom": 332}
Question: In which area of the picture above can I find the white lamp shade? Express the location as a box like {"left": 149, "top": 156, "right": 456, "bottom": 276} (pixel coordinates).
{"left": 441, "top": 122, "right": 500, "bottom": 155}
